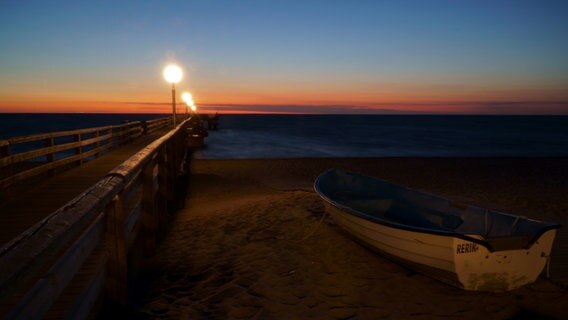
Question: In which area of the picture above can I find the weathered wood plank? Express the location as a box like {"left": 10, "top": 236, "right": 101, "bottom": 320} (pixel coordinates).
{"left": 0, "top": 176, "right": 123, "bottom": 300}
{"left": 124, "top": 200, "right": 142, "bottom": 239}
{"left": 4, "top": 213, "right": 105, "bottom": 320}
{"left": 95, "top": 130, "right": 101, "bottom": 158}
{"left": 45, "top": 245, "right": 107, "bottom": 320}
{"left": 109, "top": 146, "right": 154, "bottom": 182}
{"left": 146, "top": 118, "right": 168, "bottom": 124}
{"left": 146, "top": 118, "right": 171, "bottom": 133}
{"left": 167, "top": 139, "right": 176, "bottom": 201}
{"left": 125, "top": 202, "right": 142, "bottom": 248}
{"left": 0, "top": 144, "right": 112, "bottom": 189}
{"left": 121, "top": 173, "right": 142, "bottom": 205}
{"left": 6, "top": 125, "right": 116, "bottom": 145}
{"left": 0, "top": 117, "right": 189, "bottom": 316}
{"left": 114, "top": 123, "right": 141, "bottom": 138}
{"left": 0, "top": 133, "right": 112, "bottom": 168}
{"left": 74, "top": 134, "right": 82, "bottom": 165}
{"left": 105, "top": 195, "right": 128, "bottom": 304}
{"left": 45, "top": 138, "right": 54, "bottom": 162}
{"left": 147, "top": 120, "right": 169, "bottom": 128}
{"left": 157, "top": 146, "right": 169, "bottom": 232}
{"left": 141, "top": 158, "right": 157, "bottom": 254}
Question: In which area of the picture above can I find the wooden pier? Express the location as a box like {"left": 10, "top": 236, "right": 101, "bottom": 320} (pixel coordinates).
{"left": 1, "top": 114, "right": 567, "bottom": 319}
{"left": 0, "top": 115, "right": 203, "bottom": 319}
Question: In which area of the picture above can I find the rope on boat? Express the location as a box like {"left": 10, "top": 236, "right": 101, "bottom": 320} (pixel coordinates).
{"left": 294, "top": 208, "right": 329, "bottom": 243}
{"left": 509, "top": 216, "right": 522, "bottom": 236}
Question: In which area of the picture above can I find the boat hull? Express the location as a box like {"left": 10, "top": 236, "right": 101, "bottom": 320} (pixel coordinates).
{"left": 324, "top": 202, "right": 556, "bottom": 291}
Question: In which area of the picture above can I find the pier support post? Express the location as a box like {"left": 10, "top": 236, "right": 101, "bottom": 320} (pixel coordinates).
{"left": 157, "top": 146, "right": 169, "bottom": 234}
{"left": 141, "top": 157, "right": 157, "bottom": 254}
{"left": 166, "top": 140, "right": 176, "bottom": 209}
{"left": 105, "top": 194, "right": 128, "bottom": 305}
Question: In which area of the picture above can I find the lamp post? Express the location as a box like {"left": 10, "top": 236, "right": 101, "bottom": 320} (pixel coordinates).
{"left": 163, "top": 64, "right": 183, "bottom": 128}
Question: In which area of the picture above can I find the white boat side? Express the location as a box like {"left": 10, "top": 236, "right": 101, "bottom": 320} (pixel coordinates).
{"left": 315, "top": 168, "right": 561, "bottom": 291}
{"left": 325, "top": 202, "right": 557, "bottom": 291}
{"left": 453, "top": 228, "right": 556, "bottom": 291}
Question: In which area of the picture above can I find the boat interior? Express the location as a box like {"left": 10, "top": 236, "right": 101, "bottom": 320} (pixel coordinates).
{"left": 316, "top": 169, "right": 560, "bottom": 251}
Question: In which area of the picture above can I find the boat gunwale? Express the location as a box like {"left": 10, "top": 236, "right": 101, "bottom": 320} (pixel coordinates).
{"left": 314, "top": 168, "right": 561, "bottom": 253}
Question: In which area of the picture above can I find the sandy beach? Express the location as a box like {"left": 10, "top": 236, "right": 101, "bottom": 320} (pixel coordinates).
{"left": 134, "top": 158, "right": 568, "bottom": 319}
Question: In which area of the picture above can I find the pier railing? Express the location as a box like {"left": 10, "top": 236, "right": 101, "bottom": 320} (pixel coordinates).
{"left": 145, "top": 117, "right": 172, "bottom": 134}
{"left": 0, "top": 118, "right": 190, "bottom": 319}
{"left": 0, "top": 116, "right": 175, "bottom": 190}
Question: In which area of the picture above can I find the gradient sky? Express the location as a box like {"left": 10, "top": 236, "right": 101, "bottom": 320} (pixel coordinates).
{"left": 1, "top": 0, "right": 567, "bottom": 114}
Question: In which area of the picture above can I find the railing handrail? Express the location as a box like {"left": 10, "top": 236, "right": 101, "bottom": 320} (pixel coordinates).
{"left": 1, "top": 122, "right": 138, "bottom": 145}
{"left": 0, "top": 117, "right": 191, "bottom": 319}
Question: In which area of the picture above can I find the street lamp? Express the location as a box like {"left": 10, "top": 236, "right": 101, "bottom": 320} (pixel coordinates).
{"left": 163, "top": 64, "right": 183, "bottom": 128}
{"left": 181, "top": 92, "right": 193, "bottom": 116}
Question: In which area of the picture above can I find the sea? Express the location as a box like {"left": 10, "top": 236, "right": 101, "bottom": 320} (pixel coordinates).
{"left": 1, "top": 113, "right": 568, "bottom": 158}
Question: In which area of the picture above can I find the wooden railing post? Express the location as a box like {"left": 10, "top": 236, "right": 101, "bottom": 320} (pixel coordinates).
{"left": 177, "top": 129, "right": 185, "bottom": 173}
{"left": 120, "top": 125, "right": 126, "bottom": 146}
{"left": 105, "top": 194, "right": 128, "bottom": 305}
{"left": 74, "top": 134, "right": 82, "bottom": 165}
{"left": 126, "top": 123, "right": 133, "bottom": 144}
{"left": 107, "top": 128, "right": 114, "bottom": 149}
{"left": 44, "top": 138, "right": 54, "bottom": 162}
{"left": 167, "top": 140, "right": 176, "bottom": 209}
{"left": 141, "top": 158, "right": 157, "bottom": 254}
{"left": 142, "top": 121, "right": 148, "bottom": 135}
{"left": 45, "top": 137, "right": 55, "bottom": 176}
{"left": 95, "top": 130, "right": 101, "bottom": 158}
{"left": 157, "top": 147, "right": 169, "bottom": 233}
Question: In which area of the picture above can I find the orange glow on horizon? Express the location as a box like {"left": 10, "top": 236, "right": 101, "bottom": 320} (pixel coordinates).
{"left": 1, "top": 99, "right": 566, "bottom": 115}
{"left": 0, "top": 86, "right": 567, "bottom": 115}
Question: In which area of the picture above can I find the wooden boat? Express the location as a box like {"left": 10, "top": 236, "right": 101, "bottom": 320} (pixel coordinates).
{"left": 314, "top": 168, "right": 561, "bottom": 291}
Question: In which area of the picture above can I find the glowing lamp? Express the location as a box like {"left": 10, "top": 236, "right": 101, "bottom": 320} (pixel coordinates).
{"left": 163, "top": 64, "right": 183, "bottom": 84}
{"left": 181, "top": 92, "right": 193, "bottom": 104}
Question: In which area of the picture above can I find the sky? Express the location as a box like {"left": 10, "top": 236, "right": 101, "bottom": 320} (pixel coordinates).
{"left": 0, "top": 0, "right": 567, "bottom": 114}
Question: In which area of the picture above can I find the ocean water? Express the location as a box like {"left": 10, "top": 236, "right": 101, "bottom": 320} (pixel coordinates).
{"left": 195, "top": 115, "right": 568, "bottom": 158}
{"left": 1, "top": 114, "right": 568, "bottom": 158}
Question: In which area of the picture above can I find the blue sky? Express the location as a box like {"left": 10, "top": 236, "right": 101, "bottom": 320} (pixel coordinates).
{"left": 1, "top": 0, "right": 567, "bottom": 113}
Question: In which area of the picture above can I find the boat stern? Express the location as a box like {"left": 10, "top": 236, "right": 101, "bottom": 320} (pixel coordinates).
{"left": 453, "top": 229, "right": 557, "bottom": 291}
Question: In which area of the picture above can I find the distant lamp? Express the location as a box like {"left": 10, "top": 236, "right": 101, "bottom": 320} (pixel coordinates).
{"left": 181, "top": 92, "right": 193, "bottom": 115}
{"left": 163, "top": 64, "right": 183, "bottom": 127}
{"left": 181, "top": 92, "right": 192, "bottom": 103}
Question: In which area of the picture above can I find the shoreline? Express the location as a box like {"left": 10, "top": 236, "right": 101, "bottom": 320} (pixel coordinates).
{"left": 135, "top": 157, "right": 568, "bottom": 319}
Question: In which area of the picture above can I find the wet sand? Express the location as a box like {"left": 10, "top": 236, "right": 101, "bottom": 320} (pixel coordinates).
{"left": 135, "top": 158, "right": 568, "bottom": 319}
